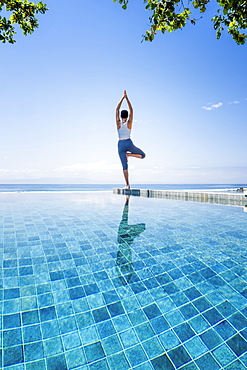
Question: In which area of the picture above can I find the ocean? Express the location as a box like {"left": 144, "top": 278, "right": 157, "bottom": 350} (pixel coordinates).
{"left": 0, "top": 184, "right": 246, "bottom": 193}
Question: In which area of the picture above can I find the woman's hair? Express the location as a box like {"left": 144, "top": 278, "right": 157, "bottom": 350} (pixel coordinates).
{"left": 121, "top": 110, "right": 128, "bottom": 119}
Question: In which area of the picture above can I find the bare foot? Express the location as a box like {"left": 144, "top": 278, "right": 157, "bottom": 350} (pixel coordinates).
{"left": 122, "top": 185, "right": 130, "bottom": 189}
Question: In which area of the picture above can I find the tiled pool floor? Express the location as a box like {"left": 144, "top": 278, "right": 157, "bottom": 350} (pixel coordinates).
{"left": 1, "top": 191, "right": 247, "bottom": 369}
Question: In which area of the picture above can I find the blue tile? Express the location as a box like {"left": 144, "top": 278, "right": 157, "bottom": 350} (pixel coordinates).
{"left": 155, "top": 273, "right": 172, "bottom": 285}
{"left": 135, "top": 322, "right": 155, "bottom": 341}
{"left": 3, "top": 328, "right": 22, "bottom": 347}
{"left": 212, "top": 344, "right": 236, "bottom": 367}
{"left": 157, "top": 296, "right": 176, "bottom": 314}
{"left": 150, "top": 315, "right": 170, "bottom": 334}
{"left": 19, "top": 266, "right": 33, "bottom": 276}
{"left": 184, "top": 336, "right": 207, "bottom": 359}
{"left": 228, "top": 312, "right": 247, "bottom": 331}
{"left": 22, "top": 310, "right": 39, "bottom": 325}
{"left": 188, "top": 272, "right": 205, "bottom": 284}
{"left": 107, "top": 352, "right": 130, "bottom": 370}
{"left": 56, "top": 302, "right": 73, "bottom": 318}
{"left": 38, "top": 293, "right": 54, "bottom": 308}
{"left": 89, "top": 358, "right": 110, "bottom": 370}
{"left": 103, "top": 290, "right": 119, "bottom": 304}
{"left": 202, "top": 307, "right": 223, "bottom": 325}
{"left": 173, "top": 322, "right": 195, "bottom": 342}
{"left": 125, "top": 344, "right": 148, "bottom": 367}
{"left": 128, "top": 309, "right": 147, "bottom": 326}
{"left": 143, "top": 303, "right": 162, "bottom": 319}
{"left": 25, "top": 359, "right": 46, "bottom": 370}
{"left": 119, "top": 328, "right": 139, "bottom": 348}
{"left": 39, "top": 306, "right": 56, "bottom": 321}
{"left": 227, "top": 333, "right": 247, "bottom": 356}
{"left": 200, "top": 267, "right": 216, "bottom": 279}
{"left": 107, "top": 301, "right": 125, "bottom": 317}
{"left": 69, "top": 286, "right": 85, "bottom": 300}
{"left": 59, "top": 315, "right": 77, "bottom": 334}
{"left": 180, "top": 303, "right": 198, "bottom": 320}
{"left": 3, "top": 313, "right": 21, "bottom": 329}
{"left": 23, "top": 325, "right": 42, "bottom": 343}
{"left": 142, "top": 337, "right": 164, "bottom": 358}
{"left": 97, "top": 320, "right": 116, "bottom": 339}
{"left": 24, "top": 341, "right": 44, "bottom": 361}
{"left": 41, "top": 319, "right": 60, "bottom": 339}
{"left": 165, "top": 309, "right": 184, "bottom": 326}
{"left": 151, "top": 353, "right": 175, "bottom": 370}
{"left": 189, "top": 315, "right": 210, "bottom": 334}
{"left": 80, "top": 325, "right": 99, "bottom": 345}
{"left": 84, "top": 283, "right": 100, "bottom": 295}
{"left": 46, "top": 354, "right": 67, "bottom": 370}
{"left": 50, "top": 270, "right": 64, "bottom": 281}
{"left": 159, "top": 329, "right": 180, "bottom": 350}
{"left": 171, "top": 291, "right": 189, "bottom": 307}
{"left": 131, "top": 282, "right": 146, "bottom": 294}
{"left": 163, "top": 282, "right": 179, "bottom": 294}
{"left": 112, "top": 315, "right": 132, "bottom": 332}
{"left": 4, "top": 345, "right": 24, "bottom": 367}
{"left": 101, "top": 334, "right": 123, "bottom": 356}
{"left": 72, "top": 297, "right": 90, "bottom": 313}
{"left": 92, "top": 307, "right": 110, "bottom": 323}
{"left": 214, "top": 320, "right": 236, "bottom": 340}
{"left": 4, "top": 288, "right": 20, "bottom": 300}
{"left": 192, "top": 297, "right": 212, "bottom": 312}
{"left": 208, "top": 275, "right": 226, "bottom": 288}
{"left": 216, "top": 301, "right": 237, "bottom": 317}
{"left": 66, "top": 347, "right": 86, "bottom": 369}
{"left": 200, "top": 328, "right": 223, "bottom": 351}
{"left": 168, "top": 268, "right": 184, "bottom": 280}
{"left": 76, "top": 311, "right": 94, "bottom": 329}
{"left": 84, "top": 341, "right": 105, "bottom": 363}
{"left": 196, "top": 353, "right": 221, "bottom": 369}
{"left": 168, "top": 345, "right": 191, "bottom": 368}
{"left": 143, "top": 277, "right": 160, "bottom": 289}
{"left": 44, "top": 336, "right": 63, "bottom": 356}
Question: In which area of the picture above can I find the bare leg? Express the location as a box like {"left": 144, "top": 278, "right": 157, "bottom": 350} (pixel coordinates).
{"left": 127, "top": 153, "right": 142, "bottom": 159}
{"left": 123, "top": 170, "right": 130, "bottom": 189}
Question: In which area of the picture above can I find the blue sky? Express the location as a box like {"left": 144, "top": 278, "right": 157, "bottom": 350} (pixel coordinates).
{"left": 1, "top": 0, "right": 247, "bottom": 184}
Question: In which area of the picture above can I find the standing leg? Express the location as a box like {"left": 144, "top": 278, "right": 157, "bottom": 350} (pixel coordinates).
{"left": 118, "top": 140, "right": 130, "bottom": 188}
{"left": 123, "top": 170, "right": 130, "bottom": 189}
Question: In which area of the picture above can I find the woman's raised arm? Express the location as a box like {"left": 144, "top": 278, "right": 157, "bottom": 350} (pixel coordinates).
{"left": 116, "top": 92, "right": 125, "bottom": 129}
{"left": 125, "top": 92, "right": 133, "bottom": 129}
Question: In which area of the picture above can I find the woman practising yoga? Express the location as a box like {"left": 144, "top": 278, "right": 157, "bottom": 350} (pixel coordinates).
{"left": 116, "top": 90, "right": 145, "bottom": 189}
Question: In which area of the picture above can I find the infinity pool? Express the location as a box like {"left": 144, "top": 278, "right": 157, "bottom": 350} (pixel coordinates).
{"left": 1, "top": 191, "right": 247, "bottom": 370}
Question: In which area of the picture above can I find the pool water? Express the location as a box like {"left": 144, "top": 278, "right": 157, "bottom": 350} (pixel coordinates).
{"left": 1, "top": 191, "right": 247, "bottom": 370}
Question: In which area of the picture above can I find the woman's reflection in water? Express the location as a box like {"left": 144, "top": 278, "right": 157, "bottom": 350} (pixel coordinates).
{"left": 116, "top": 195, "right": 146, "bottom": 284}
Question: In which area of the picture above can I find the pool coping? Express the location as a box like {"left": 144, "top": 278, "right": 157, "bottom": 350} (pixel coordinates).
{"left": 113, "top": 188, "right": 247, "bottom": 210}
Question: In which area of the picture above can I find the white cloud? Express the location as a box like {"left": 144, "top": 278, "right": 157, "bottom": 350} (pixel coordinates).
{"left": 202, "top": 102, "right": 223, "bottom": 111}
{"left": 202, "top": 97, "right": 247, "bottom": 111}
{"left": 228, "top": 100, "right": 240, "bottom": 104}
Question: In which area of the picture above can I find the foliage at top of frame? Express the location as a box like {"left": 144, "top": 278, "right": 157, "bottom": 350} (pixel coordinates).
{"left": 0, "top": 0, "right": 48, "bottom": 43}
{"left": 114, "top": 0, "right": 247, "bottom": 45}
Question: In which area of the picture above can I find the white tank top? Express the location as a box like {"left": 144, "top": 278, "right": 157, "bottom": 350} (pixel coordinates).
{"left": 118, "top": 121, "right": 131, "bottom": 140}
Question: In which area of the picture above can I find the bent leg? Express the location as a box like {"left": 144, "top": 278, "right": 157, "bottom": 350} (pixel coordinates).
{"left": 127, "top": 140, "right": 146, "bottom": 159}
